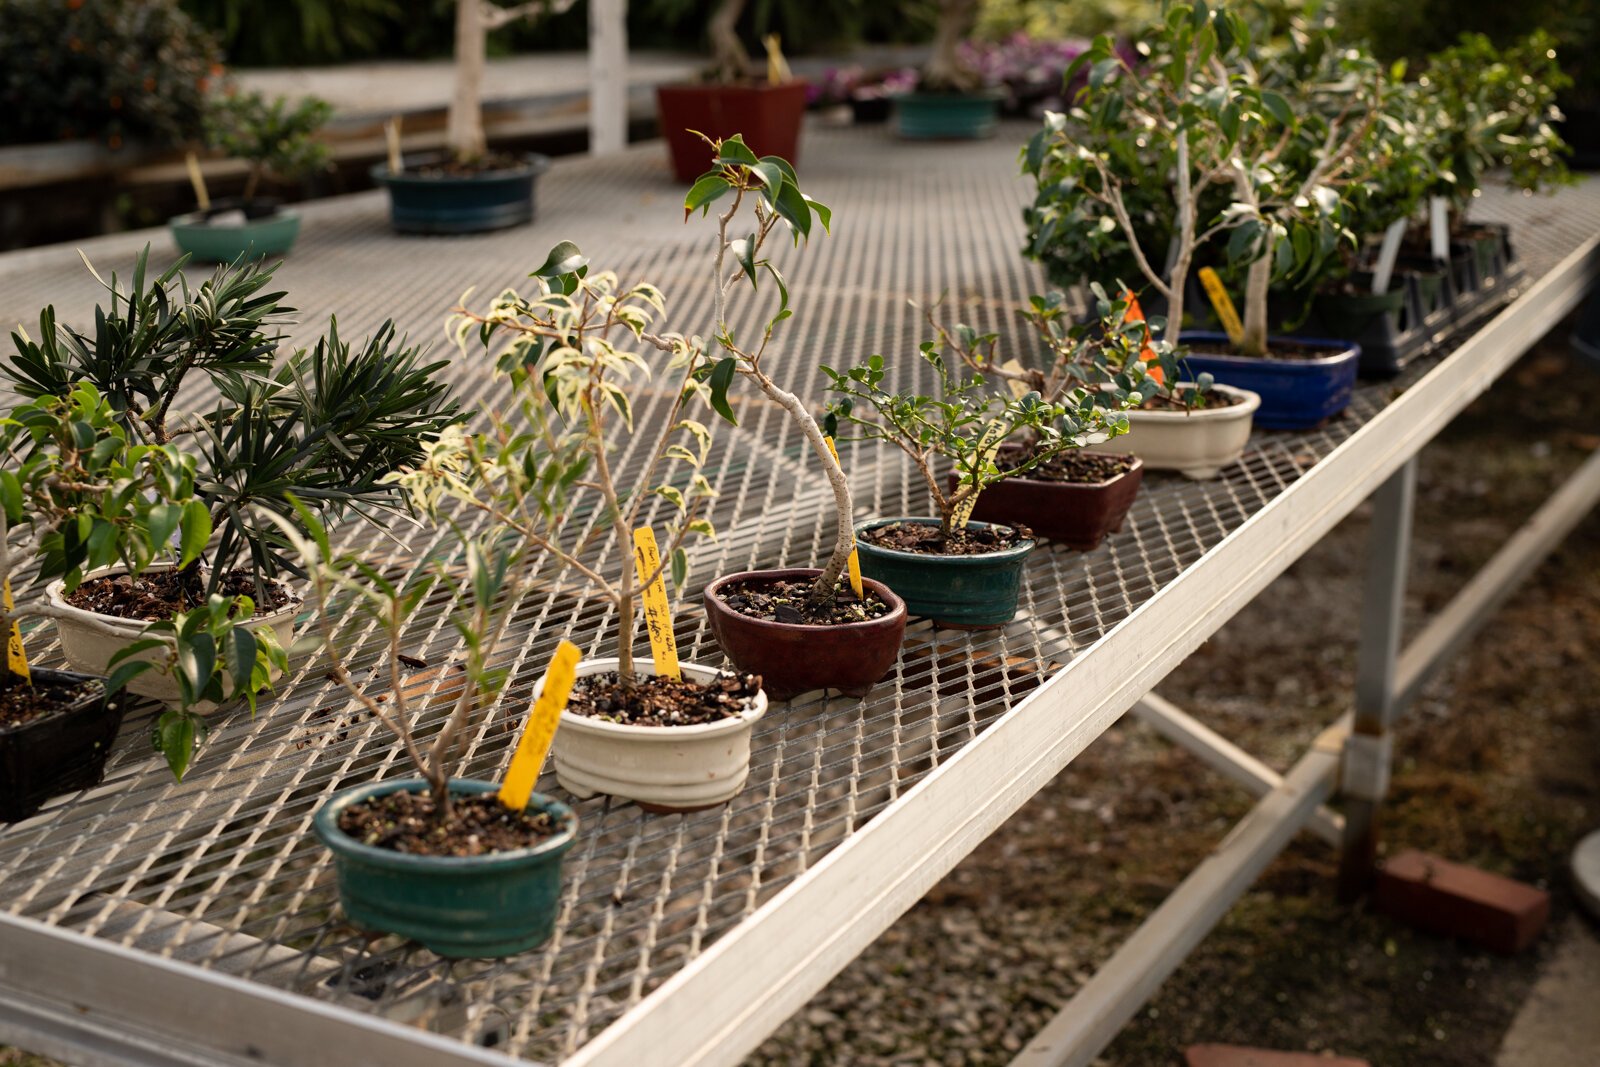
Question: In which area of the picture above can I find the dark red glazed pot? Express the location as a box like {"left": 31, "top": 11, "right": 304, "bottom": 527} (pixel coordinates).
{"left": 703, "top": 569, "right": 907, "bottom": 701}
{"left": 957, "top": 455, "right": 1144, "bottom": 551}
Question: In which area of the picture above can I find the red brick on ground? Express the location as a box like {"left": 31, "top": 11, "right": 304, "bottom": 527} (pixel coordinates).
{"left": 1374, "top": 849, "right": 1550, "bottom": 955}
{"left": 1185, "top": 1044, "right": 1370, "bottom": 1067}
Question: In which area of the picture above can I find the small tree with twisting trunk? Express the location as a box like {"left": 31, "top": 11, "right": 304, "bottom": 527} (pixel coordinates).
{"left": 448, "top": 0, "right": 579, "bottom": 162}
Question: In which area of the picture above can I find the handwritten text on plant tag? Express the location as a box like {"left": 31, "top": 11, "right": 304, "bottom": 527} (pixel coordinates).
{"left": 498, "top": 639, "right": 580, "bottom": 812}
{"left": 823, "top": 436, "right": 865, "bottom": 598}
{"left": 2, "top": 578, "right": 29, "bottom": 683}
{"left": 1198, "top": 268, "right": 1245, "bottom": 348}
{"left": 950, "top": 421, "right": 1010, "bottom": 531}
{"left": 632, "top": 527, "right": 681, "bottom": 679}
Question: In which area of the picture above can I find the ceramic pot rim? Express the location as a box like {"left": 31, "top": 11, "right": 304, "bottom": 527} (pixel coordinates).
{"left": 0, "top": 667, "right": 109, "bottom": 736}
{"left": 369, "top": 153, "right": 552, "bottom": 185}
{"left": 704, "top": 568, "right": 907, "bottom": 636}
{"left": 554, "top": 657, "right": 769, "bottom": 739}
{"left": 1124, "top": 383, "right": 1262, "bottom": 423}
{"left": 44, "top": 563, "right": 303, "bottom": 636}
{"left": 851, "top": 517, "right": 1037, "bottom": 563}
{"left": 1179, "top": 333, "right": 1362, "bottom": 368}
{"left": 971, "top": 453, "right": 1143, "bottom": 491}
{"left": 313, "top": 777, "right": 577, "bottom": 870}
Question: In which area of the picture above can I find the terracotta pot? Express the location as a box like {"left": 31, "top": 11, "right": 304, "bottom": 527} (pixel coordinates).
{"left": 955, "top": 455, "right": 1144, "bottom": 551}
{"left": 45, "top": 564, "right": 301, "bottom": 706}
{"left": 703, "top": 569, "right": 907, "bottom": 700}
{"left": 547, "top": 658, "right": 768, "bottom": 812}
{"left": 655, "top": 81, "right": 808, "bottom": 183}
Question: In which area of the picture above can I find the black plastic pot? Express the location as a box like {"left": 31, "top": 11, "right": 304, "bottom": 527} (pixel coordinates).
{"left": 0, "top": 669, "right": 122, "bottom": 823}
{"left": 849, "top": 96, "right": 893, "bottom": 124}
{"left": 370, "top": 154, "right": 551, "bottom": 235}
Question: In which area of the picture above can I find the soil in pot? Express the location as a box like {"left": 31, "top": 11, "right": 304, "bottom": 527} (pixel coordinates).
{"left": 566, "top": 670, "right": 762, "bottom": 727}
{"left": 860, "top": 521, "right": 1032, "bottom": 556}
{"left": 404, "top": 153, "right": 527, "bottom": 179}
{"left": 0, "top": 668, "right": 121, "bottom": 823}
{"left": 1006, "top": 448, "right": 1133, "bottom": 484}
{"left": 962, "top": 451, "right": 1144, "bottom": 552}
{"left": 64, "top": 568, "right": 297, "bottom": 621}
{"left": 716, "top": 577, "right": 891, "bottom": 626}
{"left": 1136, "top": 388, "right": 1247, "bottom": 412}
{"left": 337, "top": 789, "right": 563, "bottom": 857}
{"left": 0, "top": 671, "right": 104, "bottom": 729}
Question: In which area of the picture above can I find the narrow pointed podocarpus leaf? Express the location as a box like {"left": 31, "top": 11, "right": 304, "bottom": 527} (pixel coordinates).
{"left": 1197, "top": 267, "right": 1246, "bottom": 348}
{"left": 3, "top": 578, "right": 30, "bottom": 683}
{"left": 823, "top": 436, "right": 865, "bottom": 598}
{"left": 499, "top": 639, "right": 581, "bottom": 812}
{"left": 632, "top": 528, "right": 681, "bottom": 679}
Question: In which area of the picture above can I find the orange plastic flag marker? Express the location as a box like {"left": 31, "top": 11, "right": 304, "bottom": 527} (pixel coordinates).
{"left": 498, "top": 640, "right": 580, "bottom": 811}
{"left": 1120, "top": 291, "right": 1164, "bottom": 385}
{"left": 823, "top": 436, "right": 865, "bottom": 598}
{"left": 3, "top": 578, "right": 29, "bottom": 683}
{"left": 632, "top": 527, "right": 681, "bottom": 679}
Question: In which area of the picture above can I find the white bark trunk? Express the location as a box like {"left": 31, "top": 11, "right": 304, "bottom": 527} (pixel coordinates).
{"left": 449, "top": 0, "right": 489, "bottom": 161}
{"left": 923, "top": 0, "right": 978, "bottom": 91}
{"left": 588, "top": 0, "right": 628, "bottom": 155}
{"left": 1241, "top": 240, "right": 1273, "bottom": 356}
{"left": 708, "top": 0, "right": 749, "bottom": 82}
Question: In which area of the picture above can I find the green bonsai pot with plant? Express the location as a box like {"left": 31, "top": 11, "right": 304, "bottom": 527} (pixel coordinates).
{"left": 170, "top": 90, "right": 332, "bottom": 262}
{"left": 893, "top": 0, "right": 1004, "bottom": 139}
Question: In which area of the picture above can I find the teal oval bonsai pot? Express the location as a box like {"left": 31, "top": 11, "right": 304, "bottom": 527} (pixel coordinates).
{"left": 370, "top": 153, "right": 550, "bottom": 235}
{"left": 315, "top": 777, "right": 576, "bottom": 958}
{"left": 168, "top": 210, "right": 301, "bottom": 262}
{"left": 892, "top": 91, "right": 1003, "bottom": 140}
{"left": 853, "top": 517, "right": 1035, "bottom": 629}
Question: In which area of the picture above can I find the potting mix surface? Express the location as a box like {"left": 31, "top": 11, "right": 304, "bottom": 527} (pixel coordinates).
{"left": 1137, "top": 385, "right": 1247, "bottom": 410}
{"left": 861, "top": 521, "right": 1032, "bottom": 555}
{"left": 997, "top": 448, "right": 1135, "bottom": 485}
{"left": 0, "top": 675, "right": 101, "bottom": 729}
{"left": 566, "top": 670, "right": 762, "bottom": 727}
{"left": 408, "top": 152, "right": 527, "bottom": 178}
{"left": 716, "top": 578, "right": 892, "bottom": 626}
{"left": 336, "top": 790, "right": 564, "bottom": 857}
{"left": 64, "top": 568, "right": 298, "bottom": 622}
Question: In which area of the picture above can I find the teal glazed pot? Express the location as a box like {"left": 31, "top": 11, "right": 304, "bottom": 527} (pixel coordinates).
{"left": 168, "top": 210, "right": 301, "bottom": 262}
{"left": 314, "top": 777, "right": 576, "bottom": 958}
{"left": 853, "top": 517, "right": 1035, "bottom": 628}
{"left": 370, "top": 153, "right": 551, "bottom": 234}
{"left": 892, "top": 91, "right": 1003, "bottom": 140}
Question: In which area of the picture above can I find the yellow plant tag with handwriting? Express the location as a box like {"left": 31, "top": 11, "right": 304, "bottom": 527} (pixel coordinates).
{"left": 3, "top": 578, "right": 29, "bottom": 683}
{"left": 950, "top": 421, "right": 1009, "bottom": 531}
{"left": 823, "top": 436, "right": 865, "bottom": 598}
{"left": 1198, "top": 268, "right": 1245, "bottom": 347}
{"left": 998, "top": 359, "right": 1032, "bottom": 400}
{"left": 498, "top": 640, "right": 580, "bottom": 811}
{"left": 632, "top": 527, "right": 681, "bottom": 679}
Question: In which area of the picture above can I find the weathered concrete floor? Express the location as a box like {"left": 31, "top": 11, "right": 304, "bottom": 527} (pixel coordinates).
{"left": 1496, "top": 917, "right": 1600, "bottom": 1067}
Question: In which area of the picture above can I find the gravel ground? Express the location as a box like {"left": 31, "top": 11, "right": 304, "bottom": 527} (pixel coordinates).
{"left": 4, "top": 333, "right": 1597, "bottom": 1067}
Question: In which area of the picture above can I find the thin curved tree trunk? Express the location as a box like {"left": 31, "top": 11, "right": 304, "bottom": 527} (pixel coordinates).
{"left": 449, "top": 0, "right": 489, "bottom": 162}
{"left": 923, "top": 0, "right": 978, "bottom": 91}
{"left": 708, "top": 0, "right": 750, "bottom": 82}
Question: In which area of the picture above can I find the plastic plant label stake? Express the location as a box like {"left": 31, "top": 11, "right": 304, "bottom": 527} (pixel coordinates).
{"left": 1120, "top": 292, "right": 1164, "bottom": 384}
{"left": 498, "top": 639, "right": 580, "bottom": 812}
{"left": 1430, "top": 197, "right": 1450, "bottom": 262}
{"left": 823, "top": 436, "right": 865, "bottom": 598}
{"left": 998, "top": 359, "right": 1033, "bottom": 399}
{"left": 1198, "top": 268, "right": 1245, "bottom": 348}
{"left": 3, "top": 578, "right": 29, "bottom": 683}
{"left": 632, "top": 527, "right": 681, "bottom": 680}
{"left": 185, "top": 153, "right": 210, "bottom": 212}
{"left": 950, "top": 421, "right": 1009, "bottom": 531}
{"left": 1372, "top": 218, "right": 1408, "bottom": 296}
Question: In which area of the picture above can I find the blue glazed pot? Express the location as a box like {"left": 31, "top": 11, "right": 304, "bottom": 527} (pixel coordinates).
{"left": 370, "top": 154, "right": 551, "bottom": 235}
{"left": 1177, "top": 332, "right": 1360, "bottom": 431}
{"left": 853, "top": 517, "right": 1035, "bottom": 628}
{"left": 892, "top": 92, "right": 1003, "bottom": 140}
{"left": 315, "top": 777, "right": 576, "bottom": 958}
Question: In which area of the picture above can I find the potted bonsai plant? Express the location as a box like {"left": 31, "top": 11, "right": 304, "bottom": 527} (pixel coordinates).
{"left": 424, "top": 183, "right": 814, "bottom": 809}
{"left": 0, "top": 383, "right": 201, "bottom": 819}
{"left": 666, "top": 136, "right": 909, "bottom": 700}
{"left": 656, "top": 0, "right": 810, "bottom": 182}
{"left": 893, "top": 0, "right": 1005, "bottom": 140}
{"left": 372, "top": 0, "right": 574, "bottom": 233}
{"left": 820, "top": 312, "right": 1143, "bottom": 628}
{"left": 279, "top": 506, "right": 577, "bottom": 958}
{"left": 169, "top": 90, "right": 333, "bottom": 263}
{"left": 6, "top": 250, "right": 459, "bottom": 773}
{"left": 1026, "top": 7, "right": 1377, "bottom": 430}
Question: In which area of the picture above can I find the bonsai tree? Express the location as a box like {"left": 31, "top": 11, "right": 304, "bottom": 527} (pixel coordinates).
{"left": 1023, "top": 6, "right": 1379, "bottom": 355}
{"left": 1418, "top": 30, "right": 1574, "bottom": 230}
{"left": 924, "top": 0, "right": 983, "bottom": 92}
{"left": 0, "top": 383, "right": 287, "bottom": 778}
{"left": 5, "top": 250, "right": 460, "bottom": 603}
{"left": 448, "top": 0, "right": 579, "bottom": 162}
{"left": 204, "top": 90, "right": 333, "bottom": 208}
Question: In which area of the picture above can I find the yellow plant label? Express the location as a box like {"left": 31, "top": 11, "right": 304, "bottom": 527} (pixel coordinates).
{"left": 1198, "top": 268, "right": 1245, "bottom": 348}
{"left": 998, "top": 359, "right": 1032, "bottom": 400}
{"left": 632, "top": 527, "right": 681, "bottom": 680}
{"left": 498, "top": 640, "right": 580, "bottom": 812}
{"left": 2, "top": 578, "right": 29, "bottom": 683}
{"left": 823, "top": 436, "right": 865, "bottom": 598}
{"left": 950, "top": 421, "right": 1009, "bottom": 531}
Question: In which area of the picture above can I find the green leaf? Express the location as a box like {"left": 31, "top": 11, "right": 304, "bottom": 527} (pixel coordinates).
{"left": 771, "top": 179, "right": 813, "bottom": 242}
{"left": 0, "top": 471, "right": 22, "bottom": 526}
{"left": 670, "top": 547, "right": 688, "bottom": 590}
{"left": 714, "top": 136, "right": 759, "bottom": 166}
{"left": 154, "top": 710, "right": 200, "bottom": 781}
{"left": 178, "top": 499, "right": 211, "bottom": 568}
{"left": 684, "top": 174, "right": 731, "bottom": 218}
{"left": 1260, "top": 90, "right": 1293, "bottom": 126}
{"left": 707, "top": 356, "right": 738, "bottom": 426}
{"left": 533, "top": 240, "right": 588, "bottom": 279}
{"left": 227, "top": 626, "right": 257, "bottom": 697}
{"left": 146, "top": 503, "right": 181, "bottom": 553}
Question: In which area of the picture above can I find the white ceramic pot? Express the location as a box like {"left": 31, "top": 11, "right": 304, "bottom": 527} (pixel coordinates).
{"left": 1088, "top": 383, "right": 1261, "bottom": 480}
{"left": 547, "top": 657, "right": 768, "bottom": 812}
{"left": 45, "top": 564, "right": 301, "bottom": 706}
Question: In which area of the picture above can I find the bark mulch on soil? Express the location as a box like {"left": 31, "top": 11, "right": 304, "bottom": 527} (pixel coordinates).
{"left": 0, "top": 675, "right": 101, "bottom": 729}
{"left": 566, "top": 670, "right": 762, "bottom": 727}
{"left": 337, "top": 790, "right": 564, "bottom": 858}
{"left": 65, "top": 568, "right": 296, "bottom": 622}
{"left": 718, "top": 578, "right": 892, "bottom": 626}
{"left": 862, "top": 522, "right": 1032, "bottom": 556}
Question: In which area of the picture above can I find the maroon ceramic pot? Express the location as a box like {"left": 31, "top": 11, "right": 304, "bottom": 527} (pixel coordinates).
{"left": 656, "top": 81, "right": 809, "bottom": 183}
{"left": 703, "top": 569, "right": 907, "bottom": 701}
{"left": 957, "top": 455, "right": 1144, "bottom": 551}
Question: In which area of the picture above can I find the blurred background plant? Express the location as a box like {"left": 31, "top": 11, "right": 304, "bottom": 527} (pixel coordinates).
{"left": 0, "top": 0, "right": 222, "bottom": 149}
{"left": 204, "top": 91, "right": 334, "bottom": 202}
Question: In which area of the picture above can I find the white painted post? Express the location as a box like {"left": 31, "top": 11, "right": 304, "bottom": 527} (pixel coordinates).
{"left": 589, "top": 0, "right": 628, "bottom": 156}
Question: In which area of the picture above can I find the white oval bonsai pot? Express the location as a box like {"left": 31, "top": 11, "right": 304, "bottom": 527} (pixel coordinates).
{"left": 1087, "top": 383, "right": 1260, "bottom": 480}
{"left": 545, "top": 657, "right": 768, "bottom": 813}
{"left": 45, "top": 563, "right": 301, "bottom": 706}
